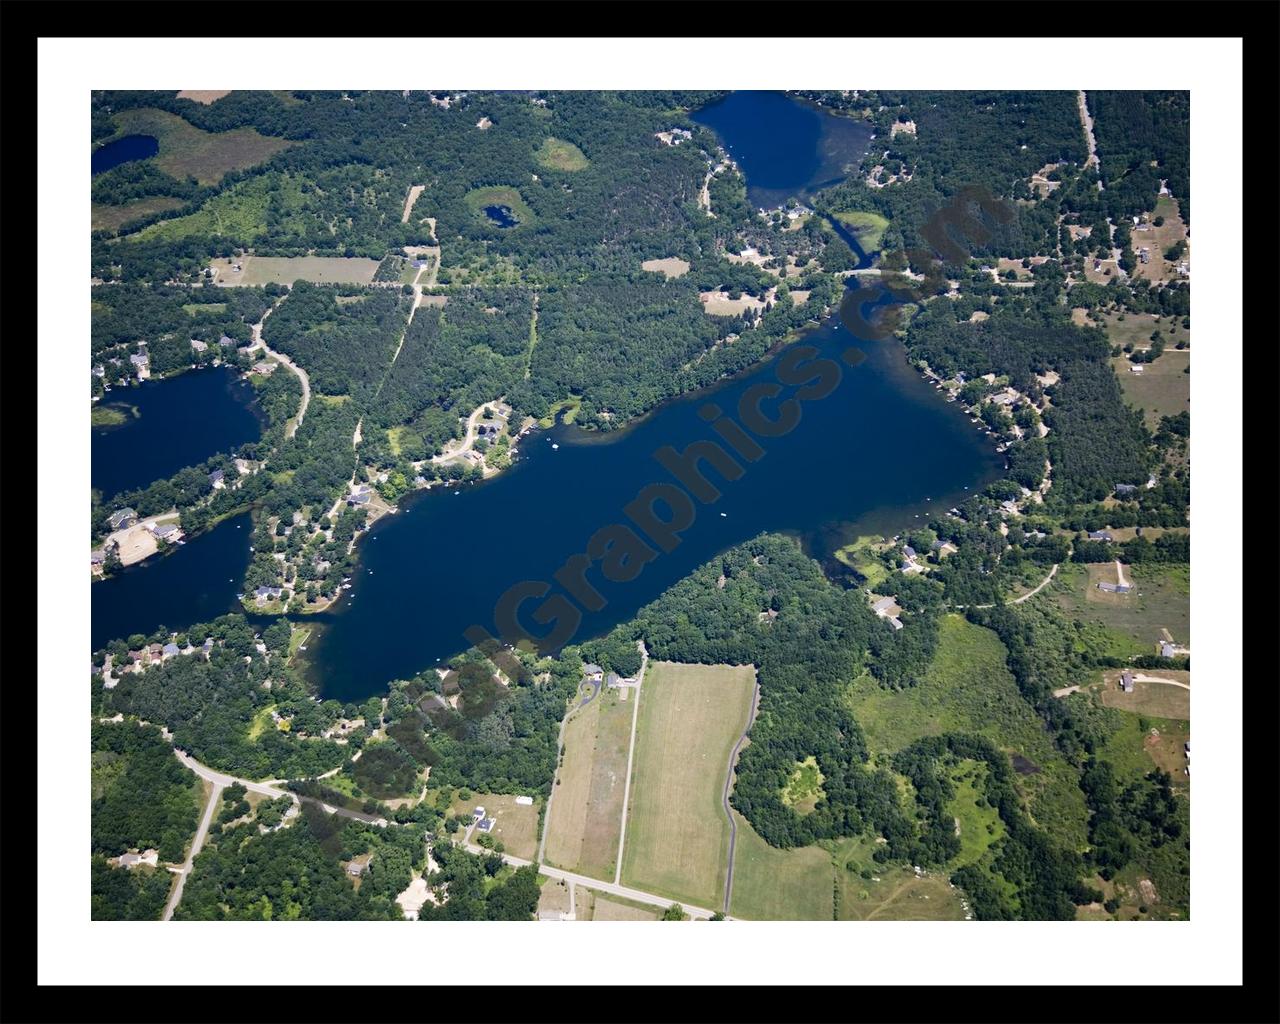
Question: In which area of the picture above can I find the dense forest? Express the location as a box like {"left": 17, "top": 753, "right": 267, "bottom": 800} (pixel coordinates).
{"left": 1089, "top": 91, "right": 1190, "bottom": 223}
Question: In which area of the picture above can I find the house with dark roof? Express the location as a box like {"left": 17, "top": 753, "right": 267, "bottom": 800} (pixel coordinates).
{"left": 475, "top": 817, "right": 497, "bottom": 834}
{"left": 219, "top": 335, "right": 236, "bottom": 348}
{"left": 581, "top": 663, "right": 603, "bottom": 681}
{"left": 903, "top": 546, "right": 917, "bottom": 560}
{"left": 162, "top": 643, "right": 180, "bottom": 659}
{"left": 1087, "top": 530, "right": 1114, "bottom": 542}
{"left": 1120, "top": 671, "right": 1135, "bottom": 693}
{"left": 1114, "top": 483, "right": 1138, "bottom": 496}
{"left": 108, "top": 508, "right": 138, "bottom": 531}
{"left": 253, "top": 586, "right": 284, "bottom": 603}
{"left": 209, "top": 469, "right": 225, "bottom": 489}
{"left": 1097, "top": 581, "right": 1131, "bottom": 593}
{"left": 151, "top": 522, "right": 181, "bottom": 541}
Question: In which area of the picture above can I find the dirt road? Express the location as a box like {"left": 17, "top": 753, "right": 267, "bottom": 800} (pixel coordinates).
{"left": 721, "top": 677, "right": 760, "bottom": 914}
{"left": 612, "top": 641, "right": 648, "bottom": 886}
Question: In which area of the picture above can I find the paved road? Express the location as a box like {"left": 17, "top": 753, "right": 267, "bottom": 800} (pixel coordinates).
{"left": 612, "top": 641, "right": 648, "bottom": 885}
{"left": 720, "top": 677, "right": 761, "bottom": 915}
{"left": 162, "top": 778, "right": 223, "bottom": 921}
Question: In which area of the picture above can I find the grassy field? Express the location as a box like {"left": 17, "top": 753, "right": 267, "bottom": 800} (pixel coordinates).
{"left": 92, "top": 196, "right": 186, "bottom": 233}
{"left": 543, "top": 689, "right": 634, "bottom": 880}
{"left": 463, "top": 186, "right": 534, "bottom": 228}
{"left": 619, "top": 662, "right": 756, "bottom": 909}
{"left": 535, "top": 137, "right": 589, "bottom": 172}
{"left": 946, "top": 760, "right": 1005, "bottom": 867}
{"left": 538, "top": 396, "right": 581, "bottom": 428}
{"left": 135, "top": 174, "right": 308, "bottom": 244}
{"left": 584, "top": 890, "right": 659, "bottom": 920}
{"left": 1094, "top": 309, "right": 1190, "bottom": 352}
{"left": 833, "top": 210, "right": 890, "bottom": 251}
{"left": 1131, "top": 196, "right": 1190, "bottom": 284}
{"left": 830, "top": 836, "right": 967, "bottom": 921}
{"left": 845, "top": 615, "right": 1089, "bottom": 852}
{"left": 728, "top": 811, "right": 834, "bottom": 920}
{"left": 101, "top": 107, "right": 292, "bottom": 186}
{"left": 1111, "top": 348, "right": 1190, "bottom": 430}
{"left": 1097, "top": 711, "right": 1190, "bottom": 796}
{"left": 449, "top": 792, "right": 541, "bottom": 860}
{"left": 780, "top": 755, "right": 824, "bottom": 815}
{"left": 1049, "top": 562, "right": 1190, "bottom": 650}
{"left": 833, "top": 534, "right": 892, "bottom": 589}
{"left": 213, "top": 255, "right": 381, "bottom": 287}
{"left": 1095, "top": 669, "right": 1190, "bottom": 720}
{"left": 640, "top": 257, "right": 691, "bottom": 279}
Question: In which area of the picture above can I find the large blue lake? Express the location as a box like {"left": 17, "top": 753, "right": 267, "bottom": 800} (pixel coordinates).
{"left": 92, "top": 134, "right": 160, "bottom": 175}
{"left": 90, "top": 91, "right": 1001, "bottom": 702}
{"left": 93, "top": 366, "right": 262, "bottom": 500}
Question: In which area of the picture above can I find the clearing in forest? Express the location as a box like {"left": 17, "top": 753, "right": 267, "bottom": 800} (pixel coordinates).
{"left": 619, "top": 661, "right": 756, "bottom": 909}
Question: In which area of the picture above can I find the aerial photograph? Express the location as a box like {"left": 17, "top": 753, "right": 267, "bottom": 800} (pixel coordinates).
{"left": 87, "top": 86, "right": 1191, "bottom": 925}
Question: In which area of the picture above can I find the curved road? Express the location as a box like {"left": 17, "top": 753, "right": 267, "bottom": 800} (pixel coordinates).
{"left": 955, "top": 563, "right": 1058, "bottom": 611}
{"left": 252, "top": 298, "right": 310, "bottom": 439}
{"left": 720, "top": 677, "right": 761, "bottom": 915}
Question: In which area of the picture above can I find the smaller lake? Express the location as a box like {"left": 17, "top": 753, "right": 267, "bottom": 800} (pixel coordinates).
{"left": 483, "top": 204, "right": 519, "bottom": 228}
{"left": 92, "top": 134, "right": 160, "bottom": 175}
{"left": 93, "top": 367, "right": 263, "bottom": 501}
{"left": 91, "top": 512, "right": 254, "bottom": 652}
{"left": 693, "top": 92, "right": 873, "bottom": 209}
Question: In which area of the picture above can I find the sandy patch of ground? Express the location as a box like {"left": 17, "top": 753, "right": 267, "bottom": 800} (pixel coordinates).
{"left": 724, "top": 247, "right": 773, "bottom": 269}
{"left": 107, "top": 513, "right": 180, "bottom": 566}
{"left": 1035, "top": 370, "right": 1060, "bottom": 386}
{"left": 890, "top": 120, "right": 917, "bottom": 137}
{"left": 788, "top": 289, "right": 811, "bottom": 305}
{"left": 213, "top": 255, "right": 381, "bottom": 287}
{"left": 968, "top": 310, "right": 989, "bottom": 323}
{"left": 641, "top": 257, "right": 690, "bottom": 279}
{"left": 417, "top": 293, "right": 448, "bottom": 308}
{"left": 699, "top": 287, "right": 776, "bottom": 317}
{"left": 1029, "top": 163, "right": 1062, "bottom": 197}
{"left": 402, "top": 185, "right": 425, "bottom": 224}
{"left": 177, "top": 91, "right": 231, "bottom": 104}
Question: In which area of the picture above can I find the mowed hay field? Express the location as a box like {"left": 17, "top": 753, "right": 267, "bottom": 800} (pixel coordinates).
{"left": 620, "top": 662, "right": 756, "bottom": 909}
{"left": 543, "top": 689, "right": 634, "bottom": 880}
{"left": 104, "top": 107, "right": 292, "bottom": 186}
{"left": 1111, "top": 348, "right": 1190, "bottom": 429}
{"left": 448, "top": 792, "right": 541, "bottom": 860}
{"left": 214, "top": 256, "right": 381, "bottom": 287}
{"left": 728, "top": 811, "right": 833, "bottom": 920}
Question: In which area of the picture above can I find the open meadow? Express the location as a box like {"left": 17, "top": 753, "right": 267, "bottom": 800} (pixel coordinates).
{"left": 543, "top": 689, "right": 634, "bottom": 880}
{"left": 213, "top": 255, "right": 381, "bottom": 287}
{"left": 102, "top": 107, "right": 292, "bottom": 186}
{"left": 620, "top": 662, "right": 756, "bottom": 909}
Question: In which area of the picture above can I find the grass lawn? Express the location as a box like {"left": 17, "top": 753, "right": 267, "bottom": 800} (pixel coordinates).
{"left": 534, "top": 137, "right": 589, "bottom": 172}
{"left": 1049, "top": 562, "right": 1190, "bottom": 650}
{"left": 246, "top": 704, "right": 277, "bottom": 742}
{"left": 1098, "top": 671, "right": 1190, "bottom": 720}
{"left": 1111, "top": 349, "right": 1190, "bottom": 430}
{"left": 833, "top": 533, "right": 891, "bottom": 589}
{"left": 946, "top": 760, "right": 1005, "bottom": 867}
{"left": 463, "top": 186, "right": 534, "bottom": 229}
{"left": 584, "top": 890, "right": 658, "bottom": 920}
{"left": 92, "top": 196, "right": 186, "bottom": 233}
{"left": 538, "top": 396, "right": 581, "bottom": 428}
{"left": 728, "top": 811, "right": 834, "bottom": 920}
{"left": 182, "top": 302, "right": 227, "bottom": 315}
{"left": 1130, "top": 196, "right": 1190, "bottom": 285}
{"left": 449, "top": 792, "right": 541, "bottom": 860}
{"left": 543, "top": 690, "right": 634, "bottom": 879}
{"left": 830, "top": 836, "right": 967, "bottom": 921}
{"left": 212, "top": 255, "right": 382, "bottom": 287}
{"left": 833, "top": 210, "right": 890, "bottom": 251}
{"left": 101, "top": 107, "right": 293, "bottom": 186}
{"left": 1096, "top": 710, "right": 1190, "bottom": 798}
{"left": 620, "top": 662, "right": 756, "bottom": 909}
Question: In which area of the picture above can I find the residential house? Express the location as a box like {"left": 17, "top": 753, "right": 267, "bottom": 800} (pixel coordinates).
{"left": 887, "top": 616, "right": 904, "bottom": 631}
{"left": 108, "top": 508, "right": 138, "bottom": 531}
{"left": 903, "top": 546, "right": 917, "bottom": 561}
{"left": 114, "top": 849, "right": 160, "bottom": 869}
{"left": 92, "top": 364, "right": 106, "bottom": 378}
{"left": 515, "top": 796, "right": 534, "bottom": 807}
{"left": 218, "top": 335, "right": 236, "bottom": 348}
{"left": 1097, "top": 581, "right": 1131, "bottom": 594}
{"left": 209, "top": 469, "right": 226, "bottom": 489}
{"left": 91, "top": 548, "right": 107, "bottom": 573}
{"left": 472, "top": 806, "right": 486, "bottom": 821}
{"left": 151, "top": 522, "right": 181, "bottom": 542}
{"left": 1159, "top": 641, "right": 1176, "bottom": 659}
{"left": 581, "top": 664, "right": 603, "bottom": 682}
{"left": 190, "top": 339, "right": 208, "bottom": 353}
{"left": 871, "top": 596, "right": 896, "bottom": 615}
{"left": 346, "top": 860, "right": 369, "bottom": 878}
{"left": 1114, "top": 483, "right": 1138, "bottom": 496}
{"left": 605, "top": 672, "right": 623, "bottom": 689}
{"left": 148, "top": 643, "right": 164, "bottom": 663}
{"left": 254, "top": 586, "right": 284, "bottom": 604}
{"left": 475, "top": 817, "right": 497, "bottom": 834}
{"left": 162, "top": 643, "right": 180, "bottom": 659}
{"left": 1120, "top": 671, "right": 1135, "bottom": 693}
{"left": 1087, "top": 530, "right": 1113, "bottom": 542}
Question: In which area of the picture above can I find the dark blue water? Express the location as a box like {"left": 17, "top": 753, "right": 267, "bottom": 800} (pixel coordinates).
{"left": 93, "top": 367, "right": 262, "bottom": 500}
{"left": 92, "top": 134, "right": 160, "bottom": 175}
{"left": 693, "top": 92, "right": 874, "bottom": 209}
{"left": 91, "top": 512, "right": 253, "bottom": 651}
{"left": 483, "top": 205, "right": 519, "bottom": 228}
{"left": 89, "top": 89, "right": 998, "bottom": 701}
{"left": 306, "top": 316, "right": 1001, "bottom": 701}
